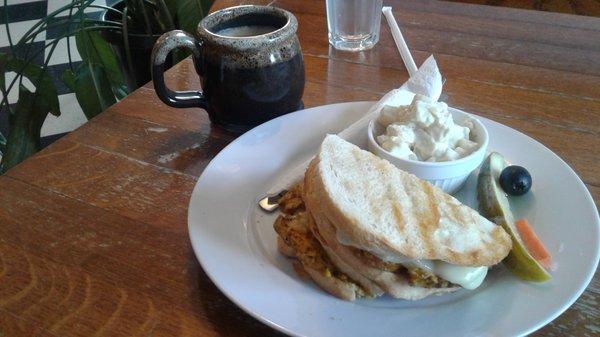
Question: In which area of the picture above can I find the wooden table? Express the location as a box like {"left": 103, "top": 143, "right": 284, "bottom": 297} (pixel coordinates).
{"left": 1, "top": 0, "right": 598, "bottom": 336}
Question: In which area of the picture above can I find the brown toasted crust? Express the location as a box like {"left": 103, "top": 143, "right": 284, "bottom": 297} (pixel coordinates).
{"left": 277, "top": 237, "right": 297, "bottom": 257}
{"left": 292, "top": 261, "right": 312, "bottom": 280}
{"left": 276, "top": 155, "right": 469, "bottom": 301}
{"left": 279, "top": 183, "right": 305, "bottom": 214}
{"left": 273, "top": 210, "right": 330, "bottom": 273}
{"left": 278, "top": 238, "right": 361, "bottom": 301}
{"left": 308, "top": 139, "right": 512, "bottom": 266}
{"left": 305, "top": 213, "right": 384, "bottom": 297}
{"left": 309, "top": 206, "right": 459, "bottom": 299}
{"left": 274, "top": 190, "right": 368, "bottom": 301}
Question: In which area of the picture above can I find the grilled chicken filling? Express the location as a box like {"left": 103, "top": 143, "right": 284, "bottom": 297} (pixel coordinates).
{"left": 275, "top": 185, "right": 453, "bottom": 290}
{"left": 274, "top": 185, "right": 368, "bottom": 297}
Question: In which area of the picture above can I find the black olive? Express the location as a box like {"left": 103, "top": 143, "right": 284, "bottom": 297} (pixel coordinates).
{"left": 499, "top": 165, "right": 532, "bottom": 196}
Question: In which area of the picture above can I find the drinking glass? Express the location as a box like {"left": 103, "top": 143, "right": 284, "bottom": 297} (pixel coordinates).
{"left": 326, "top": 0, "right": 383, "bottom": 51}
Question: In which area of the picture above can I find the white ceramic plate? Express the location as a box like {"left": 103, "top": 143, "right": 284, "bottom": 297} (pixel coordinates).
{"left": 188, "top": 101, "right": 599, "bottom": 337}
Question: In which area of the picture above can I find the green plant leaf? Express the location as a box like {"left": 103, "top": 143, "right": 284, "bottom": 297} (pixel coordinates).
{"left": 124, "top": 0, "right": 162, "bottom": 34}
{"left": 0, "top": 131, "right": 6, "bottom": 155}
{"left": 5, "top": 56, "right": 60, "bottom": 117}
{"left": 123, "top": 0, "right": 145, "bottom": 31}
{"left": 0, "top": 56, "right": 61, "bottom": 173}
{"left": 62, "top": 63, "right": 116, "bottom": 120}
{"left": 176, "top": 0, "right": 211, "bottom": 37}
{"left": 0, "top": 115, "right": 6, "bottom": 155}
{"left": 0, "top": 85, "right": 53, "bottom": 174}
{"left": 160, "top": 0, "right": 178, "bottom": 17}
{"left": 155, "top": 0, "right": 175, "bottom": 31}
{"left": 0, "top": 53, "right": 8, "bottom": 153}
{"left": 0, "top": 52, "right": 7, "bottom": 89}
{"left": 75, "top": 27, "right": 130, "bottom": 100}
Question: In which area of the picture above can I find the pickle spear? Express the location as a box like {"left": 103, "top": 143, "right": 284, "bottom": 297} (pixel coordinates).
{"left": 477, "top": 152, "right": 551, "bottom": 282}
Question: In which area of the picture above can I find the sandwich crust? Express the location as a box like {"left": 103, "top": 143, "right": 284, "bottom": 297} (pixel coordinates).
{"left": 274, "top": 185, "right": 372, "bottom": 300}
{"left": 273, "top": 135, "right": 512, "bottom": 301}
{"left": 303, "top": 164, "right": 459, "bottom": 300}
{"left": 309, "top": 135, "right": 512, "bottom": 267}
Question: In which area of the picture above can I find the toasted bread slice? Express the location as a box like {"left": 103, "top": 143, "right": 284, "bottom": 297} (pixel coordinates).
{"left": 308, "top": 135, "right": 511, "bottom": 267}
{"left": 274, "top": 187, "right": 378, "bottom": 300}
{"left": 313, "top": 210, "right": 458, "bottom": 299}
{"left": 304, "top": 164, "right": 459, "bottom": 300}
{"left": 277, "top": 236, "right": 363, "bottom": 301}
{"left": 302, "top": 266, "right": 362, "bottom": 301}
{"left": 274, "top": 212, "right": 366, "bottom": 301}
{"left": 304, "top": 213, "right": 384, "bottom": 297}
{"left": 277, "top": 236, "right": 297, "bottom": 257}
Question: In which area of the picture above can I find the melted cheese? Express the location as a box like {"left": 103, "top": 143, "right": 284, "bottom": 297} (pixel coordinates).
{"left": 408, "top": 260, "right": 487, "bottom": 290}
{"left": 336, "top": 229, "right": 488, "bottom": 290}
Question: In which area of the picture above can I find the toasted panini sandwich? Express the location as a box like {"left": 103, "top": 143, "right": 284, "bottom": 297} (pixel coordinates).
{"left": 274, "top": 135, "right": 512, "bottom": 300}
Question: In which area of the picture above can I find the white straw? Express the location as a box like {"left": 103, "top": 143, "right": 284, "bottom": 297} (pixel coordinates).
{"left": 266, "top": 8, "right": 423, "bottom": 195}
{"left": 382, "top": 6, "right": 418, "bottom": 77}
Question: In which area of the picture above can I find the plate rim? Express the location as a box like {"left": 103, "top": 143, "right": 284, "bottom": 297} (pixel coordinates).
{"left": 188, "top": 101, "right": 600, "bottom": 337}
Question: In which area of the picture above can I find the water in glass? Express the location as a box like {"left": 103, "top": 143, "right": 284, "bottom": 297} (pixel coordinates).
{"left": 326, "top": 0, "right": 383, "bottom": 51}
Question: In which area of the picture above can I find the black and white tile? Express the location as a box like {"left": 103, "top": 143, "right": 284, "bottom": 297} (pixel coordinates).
{"left": 1, "top": 0, "right": 117, "bottom": 148}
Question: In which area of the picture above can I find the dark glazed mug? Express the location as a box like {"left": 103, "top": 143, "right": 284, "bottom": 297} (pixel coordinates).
{"left": 151, "top": 5, "right": 305, "bottom": 133}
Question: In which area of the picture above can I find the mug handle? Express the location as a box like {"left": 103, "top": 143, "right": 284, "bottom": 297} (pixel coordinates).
{"left": 151, "top": 30, "right": 207, "bottom": 109}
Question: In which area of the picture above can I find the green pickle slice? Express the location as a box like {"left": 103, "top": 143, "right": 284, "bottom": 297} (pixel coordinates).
{"left": 477, "top": 152, "right": 551, "bottom": 282}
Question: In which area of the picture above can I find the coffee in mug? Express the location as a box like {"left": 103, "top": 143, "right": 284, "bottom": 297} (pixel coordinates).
{"left": 151, "top": 6, "right": 305, "bottom": 132}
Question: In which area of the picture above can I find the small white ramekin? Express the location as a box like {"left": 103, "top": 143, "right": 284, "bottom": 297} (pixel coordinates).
{"left": 367, "top": 107, "right": 489, "bottom": 194}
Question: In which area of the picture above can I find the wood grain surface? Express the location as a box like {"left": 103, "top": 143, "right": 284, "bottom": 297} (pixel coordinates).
{"left": 0, "top": 0, "right": 598, "bottom": 336}
{"left": 446, "top": 0, "right": 600, "bottom": 17}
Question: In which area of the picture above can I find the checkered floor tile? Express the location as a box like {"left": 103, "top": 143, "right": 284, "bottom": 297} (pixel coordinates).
{"left": 0, "top": 0, "right": 117, "bottom": 142}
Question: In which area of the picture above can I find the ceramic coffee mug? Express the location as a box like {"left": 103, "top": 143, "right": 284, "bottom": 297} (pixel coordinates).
{"left": 151, "top": 5, "right": 305, "bottom": 132}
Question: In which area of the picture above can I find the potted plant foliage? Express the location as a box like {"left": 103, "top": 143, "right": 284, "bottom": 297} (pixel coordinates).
{"left": 0, "top": 0, "right": 211, "bottom": 174}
